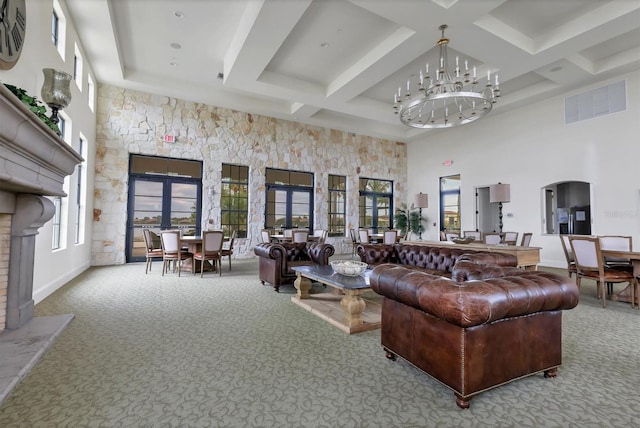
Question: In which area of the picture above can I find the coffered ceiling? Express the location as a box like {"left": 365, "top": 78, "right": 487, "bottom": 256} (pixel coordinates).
{"left": 65, "top": 0, "right": 640, "bottom": 142}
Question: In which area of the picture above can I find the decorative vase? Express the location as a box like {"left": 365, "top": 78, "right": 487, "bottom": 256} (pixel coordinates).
{"left": 41, "top": 68, "right": 72, "bottom": 125}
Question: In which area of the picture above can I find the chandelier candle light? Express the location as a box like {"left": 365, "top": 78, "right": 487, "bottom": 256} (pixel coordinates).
{"left": 394, "top": 25, "right": 500, "bottom": 128}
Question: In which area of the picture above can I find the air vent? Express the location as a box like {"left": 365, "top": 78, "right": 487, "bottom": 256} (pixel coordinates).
{"left": 565, "top": 80, "right": 626, "bottom": 124}
{"left": 217, "top": 72, "right": 224, "bottom": 80}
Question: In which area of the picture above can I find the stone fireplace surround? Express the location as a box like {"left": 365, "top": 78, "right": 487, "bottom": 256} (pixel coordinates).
{"left": 0, "top": 84, "right": 82, "bottom": 403}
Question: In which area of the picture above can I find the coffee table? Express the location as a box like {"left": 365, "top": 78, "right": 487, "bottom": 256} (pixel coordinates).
{"left": 291, "top": 265, "right": 381, "bottom": 334}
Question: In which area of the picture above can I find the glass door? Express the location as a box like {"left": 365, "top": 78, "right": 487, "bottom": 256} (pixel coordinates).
{"left": 265, "top": 187, "right": 312, "bottom": 230}
{"left": 127, "top": 177, "right": 201, "bottom": 262}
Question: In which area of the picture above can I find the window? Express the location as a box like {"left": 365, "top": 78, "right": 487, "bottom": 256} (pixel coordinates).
{"left": 221, "top": 164, "right": 248, "bottom": 238}
{"left": 74, "top": 137, "right": 86, "bottom": 244}
{"left": 87, "top": 74, "right": 95, "bottom": 111}
{"left": 359, "top": 178, "right": 393, "bottom": 232}
{"left": 440, "top": 174, "right": 460, "bottom": 235}
{"left": 51, "top": 10, "right": 59, "bottom": 46}
{"left": 328, "top": 175, "right": 346, "bottom": 236}
{"left": 73, "top": 45, "right": 83, "bottom": 89}
{"left": 58, "top": 116, "right": 66, "bottom": 140}
{"left": 52, "top": 196, "right": 62, "bottom": 250}
{"left": 265, "top": 168, "right": 313, "bottom": 230}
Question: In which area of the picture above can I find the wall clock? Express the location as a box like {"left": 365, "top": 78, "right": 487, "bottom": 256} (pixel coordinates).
{"left": 0, "top": 0, "right": 26, "bottom": 70}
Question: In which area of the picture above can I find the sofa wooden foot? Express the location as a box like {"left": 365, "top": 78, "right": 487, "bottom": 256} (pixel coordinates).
{"left": 544, "top": 368, "right": 558, "bottom": 378}
{"left": 455, "top": 394, "right": 470, "bottom": 409}
{"left": 384, "top": 349, "right": 396, "bottom": 361}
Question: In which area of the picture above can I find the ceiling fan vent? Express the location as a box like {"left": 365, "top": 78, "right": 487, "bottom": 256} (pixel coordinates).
{"left": 565, "top": 80, "right": 626, "bottom": 124}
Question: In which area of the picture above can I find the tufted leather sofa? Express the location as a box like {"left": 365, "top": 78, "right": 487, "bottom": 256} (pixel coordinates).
{"left": 370, "top": 263, "right": 580, "bottom": 409}
{"left": 254, "top": 242, "right": 335, "bottom": 292}
{"left": 357, "top": 243, "right": 518, "bottom": 277}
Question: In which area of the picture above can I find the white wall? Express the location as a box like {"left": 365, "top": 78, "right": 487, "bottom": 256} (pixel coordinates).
{"left": 0, "top": 0, "right": 96, "bottom": 302}
{"left": 407, "top": 70, "right": 640, "bottom": 268}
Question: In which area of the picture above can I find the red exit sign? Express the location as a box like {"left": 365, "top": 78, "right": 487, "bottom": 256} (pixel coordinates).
{"left": 164, "top": 134, "right": 175, "bottom": 143}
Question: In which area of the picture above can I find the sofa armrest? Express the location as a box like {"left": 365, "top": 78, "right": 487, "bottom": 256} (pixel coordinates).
{"left": 371, "top": 264, "right": 579, "bottom": 328}
{"left": 306, "top": 243, "right": 335, "bottom": 265}
{"left": 357, "top": 244, "right": 396, "bottom": 265}
{"left": 253, "top": 242, "right": 286, "bottom": 260}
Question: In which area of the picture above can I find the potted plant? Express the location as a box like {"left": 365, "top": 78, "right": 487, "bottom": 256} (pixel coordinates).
{"left": 395, "top": 203, "right": 426, "bottom": 238}
{"left": 3, "top": 84, "right": 61, "bottom": 135}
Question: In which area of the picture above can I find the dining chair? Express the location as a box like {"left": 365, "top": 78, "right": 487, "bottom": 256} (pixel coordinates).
{"left": 350, "top": 229, "right": 359, "bottom": 257}
{"left": 292, "top": 229, "right": 309, "bottom": 243}
{"left": 359, "top": 229, "right": 370, "bottom": 244}
{"left": 559, "top": 235, "right": 578, "bottom": 279}
{"left": 569, "top": 235, "right": 635, "bottom": 308}
{"left": 520, "top": 233, "right": 533, "bottom": 247}
{"left": 445, "top": 232, "right": 459, "bottom": 241}
{"left": 440, "top": 231, "right": 447, "bottom": 241}
{"left": 193, "top": 230, "right": 224, "bottom": 277}
{"left": 261, "top": 229, "right": 275, "bottom": 244}
{"left": 383, "top": 229, "right": 398, "bottom": 245}
{"left": 283, "top": 229, "right": 294, "bottom": 242}
{"left": 142, "top": 229, "right": 163, "bottom": 274}
{"left": 160, "top": 230, "right": 193, "bottom": 277}
{"left": 483, "top": 233, "right": 501, "bottom": 245}
{"left": 313, "top": 229, "right": 327, "bottom": 244}
{"left": 462, "top": 230, "right": 481, "bottom": 241}
{"left": 598, "top": 235, "right": 633, "bottom": 295}
{"left": 221, "top": 230, "right": 237, "bottom": 271}
{"left": 503, "top": 232, "right": 519, "bottom": 245}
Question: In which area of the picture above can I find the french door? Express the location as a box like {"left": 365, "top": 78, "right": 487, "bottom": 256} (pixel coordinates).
{"left": 265, "top": 186, "right": 313, "bottom": 230}
{"left": 126, "top": 176, "right": 202, "bottom": 262}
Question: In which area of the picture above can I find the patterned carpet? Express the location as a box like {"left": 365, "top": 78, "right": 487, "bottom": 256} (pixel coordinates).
{"left": 0, "top": 258, "right": 638, "bottom": 427}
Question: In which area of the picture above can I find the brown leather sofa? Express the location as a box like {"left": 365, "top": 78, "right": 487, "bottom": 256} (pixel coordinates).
{"left": 357, "top": 243, "right": 518, "bottom": 277}
{"left": 370, "top": 263, "right": 580, "bottom": 409}
{"left": 254, "top": 242, "right": 335, "bottom": 292}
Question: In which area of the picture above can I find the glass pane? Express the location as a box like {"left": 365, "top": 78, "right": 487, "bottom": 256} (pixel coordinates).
{"left": 441, "top": 174, "right": 461, "bottom": 191}
{"left": 171, "top": 183, "right": 198, "bottom": 236}
{"left": 133, "top": 181, "right": 163, "bottom": 227}
{"left": 291, "top": 191, "right": 310, "bottom": 228}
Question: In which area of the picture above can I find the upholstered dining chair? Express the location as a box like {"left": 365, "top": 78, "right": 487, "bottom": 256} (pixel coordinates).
{"left": 313, "top": 229, "right": 328, "bottom": 244}
{"left": 283, "top": 229, "right": 294, "bottom": 242}
{"left": 503, "top": 232, "right": 519, "bottom": 245}
{"left": 383, "top": 229, "right": 398, "bottom": 245}
{"left": 520, "top": 233, "right": 533, "bottom": 247}
{"left": 598, "top": 235, "right": 633, "bottom": 296}
{"left": 221, "top": 230, "right": 237, "bottom": 271}
{"left": 483, "top": 233, "right": 502, "bottom": 245}
{"left": 193, "top": 230, "right": 224, "bottom": 277}
{"left": 292, "top": 229, "right": 309, "bottom": 243}
{"left": 569, "top": 235, "right": 635, "bottom": 308}
{"left": 358, "top": 229, "right": 370, "bottom": 244}
{"left": 143, "top": 229, "right": 163, "bottom": 274}
{"left": 261, "top": 229, "right": 275, "bottom": 244}
{"left": 559, "top": 235, "right": 578, "bottom": 279}
{"left": 462, "top": 230, "right": 481, "bottom": 241}
{"left": 160, "top": 230, "right": 193, "bottom": 277}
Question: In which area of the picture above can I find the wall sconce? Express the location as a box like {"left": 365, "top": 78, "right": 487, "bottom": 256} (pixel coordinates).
{"left": 414, "top": 192, "right": 429, "bottom": 240}
{"left": 489, "top": 183, "right": 510, "bottom": 242}
{"left": 207, "top": 187, "right": 215, "bottom": 197}
{"left": 41, "top": 68, "right": 72, "bottom": 125}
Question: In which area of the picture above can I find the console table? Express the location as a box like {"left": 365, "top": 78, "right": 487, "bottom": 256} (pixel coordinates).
{"left": 404, "top": 240, "right": 541, "bottom": 270}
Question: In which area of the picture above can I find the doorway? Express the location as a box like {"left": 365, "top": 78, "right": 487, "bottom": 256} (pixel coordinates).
{"left": 475, "top": 186, "right": 499, "bottom": 236}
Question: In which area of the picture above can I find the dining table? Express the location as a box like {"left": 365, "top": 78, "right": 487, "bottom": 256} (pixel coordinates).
{"left": 601, "top": 249, "right": 640, "bottom": 309}
{"left": 180, "top": 235, "right": 229, "bottom": 273}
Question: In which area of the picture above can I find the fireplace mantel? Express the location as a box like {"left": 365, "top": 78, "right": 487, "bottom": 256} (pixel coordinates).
{"left": 0, "top": 84, "right": 83, "bottom": 196}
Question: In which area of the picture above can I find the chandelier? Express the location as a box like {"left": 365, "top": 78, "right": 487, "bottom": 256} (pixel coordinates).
{"left": 393, "top": 25, "right": 500, "bottom": 129}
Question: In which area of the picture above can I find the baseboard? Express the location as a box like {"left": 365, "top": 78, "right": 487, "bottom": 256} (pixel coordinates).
{"left": 33, "top": 263, "right": 90, "bottom": 304}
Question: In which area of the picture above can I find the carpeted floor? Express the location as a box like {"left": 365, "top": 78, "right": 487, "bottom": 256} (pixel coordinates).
{"left": 0, "top": 258, "right": 638, "bottom": 427}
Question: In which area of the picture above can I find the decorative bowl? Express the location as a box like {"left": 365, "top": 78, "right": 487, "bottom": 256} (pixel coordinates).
{"left": 330, "top": 260, "right": 368, "bottom": 276}
{"left": 452, "top": 237, "right": 476, "bottom": 244}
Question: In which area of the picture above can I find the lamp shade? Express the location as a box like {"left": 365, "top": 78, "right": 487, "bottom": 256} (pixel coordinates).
{"left": 415, "top": 192, "right": 429, "bottom": 208}
{"left": 489, "top": 183, "right": 510, "bottom": 203}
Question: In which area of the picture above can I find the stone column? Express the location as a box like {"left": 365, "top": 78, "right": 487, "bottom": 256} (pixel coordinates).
{"left": 6, "top": 194, "right": 55, "bottom": 329}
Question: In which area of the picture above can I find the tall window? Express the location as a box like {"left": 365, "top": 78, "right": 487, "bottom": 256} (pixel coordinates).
{"left": 73, "top": 44, "right": 83, "bottom": 89}
{"left": 74, "top": 137, "right": 86, "bottom": 244}
{"left": 265, "top": 168, "right": 313, "bottom": 230}
{"left": 440, "top": 174, "right": 461, "bottom": 235}
{"left": 359, "top": 178, "right": 393, "bottom": 232}
{"left": 51, "top": 10, "right": 59, "bottom": 46}
{"left": 52, "top": 196, "right": 62, "bottom": 250}
{"left": 221, "top": 164, "right": 248, "bottom": 238}
{"left": 87, "top": 74, "right": 95, "bottom": 111}
{"left": 328, "top": 175, "right": 346, "bottom": 236}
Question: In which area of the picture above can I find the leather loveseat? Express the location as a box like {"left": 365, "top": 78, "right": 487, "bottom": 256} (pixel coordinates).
{"left": 369, "top": 262, "right": 580, "bottom": 409}
{"left": 254, "top": 242, "right": 335, "bottom": 292}
{"left": 357, "top": 243, "right": 518, "bottom": 277}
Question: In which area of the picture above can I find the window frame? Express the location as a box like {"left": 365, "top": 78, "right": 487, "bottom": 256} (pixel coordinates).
{"left": 328, "top": 174, "right": 346, "bottom": 237}
{"left": 358, "top": 177, "right": 394, "bottom": 233}
{"left": 220, "top": 163, "right": 249, "bottom": 239}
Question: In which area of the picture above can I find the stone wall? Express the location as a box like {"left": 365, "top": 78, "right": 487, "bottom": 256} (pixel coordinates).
{"left": 0, "top": 213, "right": 9, "bottom": 331}
{"left": 93, "top": 85, "right": 407, "bottom": 265}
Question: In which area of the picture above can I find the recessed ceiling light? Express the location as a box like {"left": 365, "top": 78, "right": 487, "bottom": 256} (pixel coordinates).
{"left": 170, "top": 62, "right": 177, "bottom": 67}
{"left": 217, "top": 72, "right": 224, "bottom": 80}
{"left": 320, "top": 42, "right": 329, "bottom": 48}
{"left": 174, "top": 11, "right": 184, "bottom": 18}
{"left": 170, "top": 42, "right": 182, "bottom": 50}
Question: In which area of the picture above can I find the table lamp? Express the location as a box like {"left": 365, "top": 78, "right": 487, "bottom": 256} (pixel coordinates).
{"left": 489, "top": 183, "right": 510, "bottom": 243}
{"left": 415, "top": 192, "right": 429, "bottom": 240}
